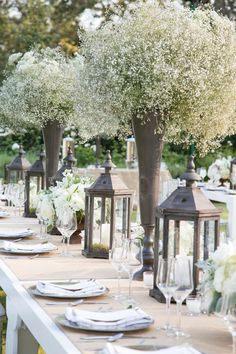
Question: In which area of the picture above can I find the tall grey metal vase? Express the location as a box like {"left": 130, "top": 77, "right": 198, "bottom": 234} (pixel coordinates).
{"left": 42, "top": 120, "right": 64, "bottom": 188}
{"left": 132, "top": 113, "right": 164, "bottom": 280}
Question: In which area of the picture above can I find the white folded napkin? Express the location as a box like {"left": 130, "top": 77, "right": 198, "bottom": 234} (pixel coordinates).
{"left": 65, "top": 307, "right": 153, "bottom": 330}
{"left": 103, "top": 343, "right": 202, "bottom": 354}
{"left": 0, "top": 211, "right": 9, "bottom": 217}
{"left": 0, "top": 228, "right": 33, "bottom": 237}
{"left": 2, "top": 241, "right": 57, "bottom": 252}
{"left": 36, "top": 279, "right": 106, "bottom": 296}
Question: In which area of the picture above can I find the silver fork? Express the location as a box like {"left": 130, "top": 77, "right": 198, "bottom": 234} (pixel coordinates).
{"left": 80, "top": 333, "right": 124, "bottom": 342}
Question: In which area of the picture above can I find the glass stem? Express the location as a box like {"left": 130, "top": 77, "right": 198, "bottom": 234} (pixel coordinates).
{"left": 232, "top": 333, "right": 236, "bottom": 354}
{"left": 128, "top": 269, "right": 133, "bottom": 299}
{"left": 165, "top": 296, "right": 171, "bottom": 329}
{"left": 176, "top": 300, "right": 182, "bottom": 332}
{"left": 117, "top": 268, "right": 121, "bottom": 296}
{"left": 41, "top": 222, "right": 48, "bottom": 240}
{"left": 65, "top": 236, "right": 70, "bottom": 255}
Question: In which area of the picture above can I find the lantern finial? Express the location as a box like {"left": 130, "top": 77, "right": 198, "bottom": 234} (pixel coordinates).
{"left": 63, "top": 146, "right": 76, "bottom": 168}
{"left": 180, "top": 155, "right": 201, "bottom": 187}
{"left": 101, "top": 150, "right": 116, "bottom": 174}
{"left": 18, "top": 144, "right": 25, "bottom": 157}
{"left": 39, "top": 146, "right": 45, "bottom": 161}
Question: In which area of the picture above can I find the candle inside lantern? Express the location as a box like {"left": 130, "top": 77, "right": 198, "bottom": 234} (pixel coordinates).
{"left": 143, "top": 271, "right": 154, "bottom": 289}
{"left": 101, "top": 223, "right": 110, "bottom": 246}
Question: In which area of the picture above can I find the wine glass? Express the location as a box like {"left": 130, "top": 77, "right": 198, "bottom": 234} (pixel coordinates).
{"left": 172, "top": 257, "right": 193, "bottom": 337}
{"left": 56, "top": 211, "right": 77, "bottom": 257}
{"left": 122, "top": 238, "right": 142, "bottom": 305}
{"left": 109, "top": 237, "right": 126, "bottom": 301}
{"left": 14, "top": 184, "right": 26, "bottom": 215}
{"left": 156, "top": 257, "right": 177, "bottom": 332}
{"left": 35, "top": 201, "right": 50, "bottom": 241}
{"left": 222, "top": 294, "right": 236, "bottom": 354}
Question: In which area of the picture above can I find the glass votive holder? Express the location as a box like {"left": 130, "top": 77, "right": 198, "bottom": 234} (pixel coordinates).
{"left": 186, "top": 295, "right": 202, "bottom": 316}
{"left": 143, "top": 271, "right": 154, "bottom": 289}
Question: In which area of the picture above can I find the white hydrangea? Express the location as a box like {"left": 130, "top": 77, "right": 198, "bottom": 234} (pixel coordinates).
{"left": 76, "top": 1, "right": 236, "bottom": 153}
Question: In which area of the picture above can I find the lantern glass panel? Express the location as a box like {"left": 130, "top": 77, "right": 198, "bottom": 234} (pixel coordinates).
{"left": 200, "top": 220, "right": 217, "bottom": 257}
{"left": 9, "top": 171, "right": 17, "bottom": 183}
{"left": 115, "top": 197, "right": 129, "bottom": 239}
{"left": 93, "top": 197, "right": 111, "bottom": 247}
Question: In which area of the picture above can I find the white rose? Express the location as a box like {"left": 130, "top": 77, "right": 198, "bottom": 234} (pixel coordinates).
{"left": 213, "top": 266, "right": 225, "bottom": 293}
{"left": 223, "top": 272, "right": 236, "bottom": 295}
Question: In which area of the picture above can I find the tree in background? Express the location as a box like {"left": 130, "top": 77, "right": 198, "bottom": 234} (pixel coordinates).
{"left": 0, "top": 0, "right": 95, "bottom": 82}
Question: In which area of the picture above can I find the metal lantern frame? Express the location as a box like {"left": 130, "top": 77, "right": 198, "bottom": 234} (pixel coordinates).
{"left": 82, "top": 150, "right": 133, "bottom": 259}
{"left": 5, "top": 145, "right": 31, "bottom": 184}
{"left": 150, "top": 156, "right": 221, "bottom": 301}
{"left": 230, "top": 157, "right": 236, "bottom": 189}
{"left": 52, "top": 146, "right": 76, "bottom": 185}
{"left": 24, "top": 148, "right": 46, "bottom": 218}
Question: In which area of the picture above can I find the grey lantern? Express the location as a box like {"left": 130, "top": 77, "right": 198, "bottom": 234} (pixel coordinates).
{"left": 24, "top": 147, "right": 46, "bottom": 218}
{"left": 82, "top": 150, "right": 133, "bottom": 259}
{"left": 150, "top": 156, "right": 221, "bottom": 301}
{"left": 5, "top": 145, "right": 31, "bottom": 183}
{"left": 52, "top": 146, "right": 76, "bottom": 185}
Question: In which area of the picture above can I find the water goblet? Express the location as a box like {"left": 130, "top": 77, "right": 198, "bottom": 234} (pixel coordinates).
{"left": 109, "top": 237, "right": 126, "bottom": 301}
{"left": 221, "top": 294, "right": 236, "bottom": 354}
{"left": 172, "top": 256, "right": 193, "bottom": 337}
{"left": 156, "top": 257, "right": 177, "bottom": 333}
{"left": 56, "top": 211, "right": 77, "bottom": 257}
{"left": 122, "top": 238, "right": 142, "bottom": 305}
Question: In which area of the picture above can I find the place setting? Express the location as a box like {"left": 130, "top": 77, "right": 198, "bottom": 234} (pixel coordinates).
{"left": 0, "top": 228, "right": 35, "bottom": 239}
{"left": 0, "top": 209, "right": 10, "bottom": 218}
{"left": 29, "top": 278, "right": 109, "bottom": 299}
{"left": 0, "top": 239, "right": 57, "bottom": 255}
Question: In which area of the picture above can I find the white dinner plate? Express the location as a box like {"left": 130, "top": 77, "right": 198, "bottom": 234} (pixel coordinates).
{"left": 0, "top": 211, "right": 10, "bottom": 218}
{"left": 0, "top": 245, "right": 57, "bottom": 255}
{"left": 29, "top": 283, "right": 109, "bottom": 299}
{"left": 206, "top": 187, "right": 227, "bottom": 192}
{"left": 227, "top": 190, "right": 236, "bottom": 195}
{"left": 0, "top": 229, "right": 34, "bottom": 239}
{"left": 56, "top": 314, "right": 154, "bottom": 332}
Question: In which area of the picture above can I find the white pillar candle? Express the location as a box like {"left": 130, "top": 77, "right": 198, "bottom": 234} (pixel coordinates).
{"left": 101, "top": 223, "right": 110, "bottom": 246}
{"left": 143, "top": 271, "right": 154, "bottom": 289}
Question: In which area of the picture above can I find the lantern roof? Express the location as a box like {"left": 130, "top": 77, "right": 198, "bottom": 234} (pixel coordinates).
{"left": 63, "top": 146, "right": 77, "bottom": 166}
{"left": 28, "top": 147, "right": 45, "bottom": 174}
{"left": 6, "top": 145, "right": 31, "bottom": 171}
{"left": 52, "top": 146, "right": 76, "bottom": 183}
{"left": 86, "top": 150, "right": 133, "bottom": 196}
{"left": 157, "top": 156, "right": 221, "bottom": 218}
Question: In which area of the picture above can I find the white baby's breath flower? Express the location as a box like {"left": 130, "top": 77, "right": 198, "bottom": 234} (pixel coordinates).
{"left": 76, "top": 0, "right": 236, "bottom": 153}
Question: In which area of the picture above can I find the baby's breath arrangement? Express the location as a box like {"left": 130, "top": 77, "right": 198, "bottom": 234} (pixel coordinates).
{"left": 0, "top": 47, "right": 81, "bottom": 129}
{"left": 77, "top": 1, "right": 236, "bottom": 153}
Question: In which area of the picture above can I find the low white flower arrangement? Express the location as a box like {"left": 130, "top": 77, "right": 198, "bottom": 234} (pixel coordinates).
{"left": 207, "top": 157, "right": 231, "bottom": 184}
{"left": 198, "top": 241, "right": 236, "bottom": 313}
{"left": 36, "top": 170, "right": 93, "bottom": 226}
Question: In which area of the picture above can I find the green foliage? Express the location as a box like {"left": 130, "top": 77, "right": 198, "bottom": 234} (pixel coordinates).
{"left": 162, "top": 144, "right": 188, "bottom": 178}
{"left": 92, "top": 243, "right": 109, "bottom": 253}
